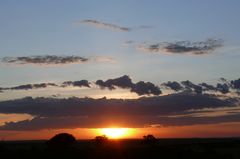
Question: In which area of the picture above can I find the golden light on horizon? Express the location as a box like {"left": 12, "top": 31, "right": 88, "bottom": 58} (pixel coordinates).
{"left": 98, "top": 128, "right": 134, "bottom": 139}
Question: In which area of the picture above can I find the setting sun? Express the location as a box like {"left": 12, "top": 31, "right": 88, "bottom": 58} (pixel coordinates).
{"left": 99, "top": 128, "right": 133, "bottom": 139}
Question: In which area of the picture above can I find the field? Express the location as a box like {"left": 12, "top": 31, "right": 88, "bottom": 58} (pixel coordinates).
{"left": 1, "top": 138, "right": 240, "bottom": 159}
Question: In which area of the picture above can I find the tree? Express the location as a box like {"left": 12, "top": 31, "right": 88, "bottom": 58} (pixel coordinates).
{"left": 47, "top": 133, "right": 77, "bottom": 147}
{"left": 94, "top": 135, "right": 108, "bottom": 145}
{"left": 143, "top": 134, "right": 157, "bottom": 145}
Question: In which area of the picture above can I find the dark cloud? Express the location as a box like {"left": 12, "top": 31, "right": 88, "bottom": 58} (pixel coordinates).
{"left": 163, "top": 39, "right": 223, "bottom": 54}
{"left": 95, "top": 75, "right": 161, "bottom": 96}
{"left": 139, "top": 39, "right": 223, "bottom": 55}
{"left": 80, "top": 19, "right": 130, "bottom": 32}
{"left": 2, "top": 55, "right": 88, "bottom": 65}
{"left": 0, "top": 94, "right": 238, "bottom": 130}
{"left": 216, "top": 83, "right": 230, "bottom": 94}
{"left": 62, "top": 80, "right": 90, "bottom": 88}
{"left": 34, "top": 83, "right": 57, "bottom": 88}
{"left": 162, "top": 81, "right": 183, "bottom": 91}
{"left": 1, "top": 76, "right": 239, "bottom": 96}
{"left": 0, "top": 116, "right": 99, "bottom": 130}
{"left": 131, "top": 81, "right": 161, "bottom": 95}
{"left": 0, "top": 75, "right": 160, "bottom": 96}
{"left": 231, "top": 79, "right": 240, "bottom": 89}
{"left": 181, "top": 80, "right": 203, "bottom": 94}
{"left": 165, "top": 78, "right": 240, "bottom": 95}
{"left": 10, "top": 84, "right": 33, "bottom": 90}
{"left": 199, "top": 83, "right": 217, "bottom": 91}
{"left": 96, "top": 80, "right": 115, "bottom": 90}
{"left": 1, "top": 80, "right": 89, "bottom": 92}
{"left": 8, "top": 83, "right": 58, "bottom": 90}
{"left": 2, "top": 113, "right": 240, "bottom": 130}
{"left": 1, "top": 94, "right": 235, "bottom": 117}
{"left": 96, "top": 75, "right": 134, "bottom": 90}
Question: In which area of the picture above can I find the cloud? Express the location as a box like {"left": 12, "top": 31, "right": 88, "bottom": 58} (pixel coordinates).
{"left": 7, "top": 83, "right": 58, "bottom": 91}
{"left": 138, "top": 39, "right": 223, "bottom": 55}
{"left": 1, "top": 94, "right": 234, "bottom": 117}
{"left": 79, "top": 19, "right": 130, "bottom": 32}
{"left": 62, "top": 80, "right": 90, "bottom": 88}
{"left": 0, "top": 80, "right": 89, "bottom": 92}
{"left": 96, "top": 75, "right": 134, "bottom": 90}
{"left": 131, "top": 81, "right": 162, "bottom": 95}
{"left": 0, "top": 93, "right": 239, "bottom": 130}
{"left": 231, "top": 79, "right": 240, "bottom": 89}
{"left": 162, "top": 81, "right": 183, "bottom": 91}
{"left": 0, "top": 83, "right": 58, "bottom": 92}
{"left": 181, "top": 80, "right": 203, "bottom": 94}
{"left": 2, "top": 55, "right": 88, "bottom": 65}
{"left": 200, "top": 83, "right": 217, "bottom": 91}
{"left": 2, "top": 113, "right": 240, "bottom": 130}
{"left": 93, "top": 56, "right": 116, "bottom": 63}
{"left": 0, "top": 75, "right": 161, "bottom": 96}
{"left": 95, "top": 75, "right": 161, "bottom": 96}
{"left": 164, "top": 79, "right": 240, "bottom": 95}
{"left": 0, "top": 75, "right": 239, "bottom": 96}
{"left": 216, "top": 83, "right": 230, "bottom": 94}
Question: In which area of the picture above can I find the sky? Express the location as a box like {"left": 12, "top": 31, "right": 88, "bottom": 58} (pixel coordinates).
{"left": 0, "top": 0, "right": 240, "bottom": 140}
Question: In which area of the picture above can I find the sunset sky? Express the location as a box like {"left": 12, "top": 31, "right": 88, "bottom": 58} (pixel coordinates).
{"left": 0, "top": 0, "right": 240, "bottom": 140}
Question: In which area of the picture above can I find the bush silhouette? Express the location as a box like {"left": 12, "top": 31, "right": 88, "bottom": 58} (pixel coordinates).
{"left": 143, "top": 134, "right": 157, "bottom": 145}
{"left": 47, "top": 133, "right": 77, "bottom": 147}
{"left": 94, "top": 135, "right": 108, "bottom": 145}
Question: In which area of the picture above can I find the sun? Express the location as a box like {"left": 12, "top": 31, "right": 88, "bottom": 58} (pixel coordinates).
{"left": 99, "top": 128, "right": 132, "bottom": 139}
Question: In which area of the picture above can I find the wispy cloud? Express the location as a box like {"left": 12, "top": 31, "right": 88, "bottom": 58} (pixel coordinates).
{"left": 138, "top": 39, "right": 223, "bottom": 55}
{"left": 1, "top": 55, "right": 116, "bottom": 66}
{"left": 79, "top": 19, "right": 131, "bottom": 32}
{"left": 1, "top": 81, "right": 90, "bottom": 91}
{"left": 92, "top": 56, "right": 116, "bottom": 63}
{"left": 2, "top": 55, "right": 88, "bottom": 65}
{"left": 6, "top": 83, "right": 58, "bottom": 91}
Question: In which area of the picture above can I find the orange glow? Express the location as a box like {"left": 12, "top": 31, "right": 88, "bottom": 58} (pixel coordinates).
{"left": 98, "top": 128, "right": 134, "bottom": 139}
{"left": 2, "top": 122, "right": 240, "bottom": 140}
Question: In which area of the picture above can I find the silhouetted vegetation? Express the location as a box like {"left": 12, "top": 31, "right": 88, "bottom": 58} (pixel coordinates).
{"left": 94, "top": 135, "right": 108, "bottom": 145}
{"left": 143, "top": 134, "right": 157, "bottom": 145}
{"left": 46, "top": 133, "right": 77, "bottom": 147}
{"left": 0, "top": 135, "right": 240, "bottom": 159}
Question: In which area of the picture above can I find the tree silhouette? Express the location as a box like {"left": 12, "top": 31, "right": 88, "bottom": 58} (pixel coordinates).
{"left": 47, "top": 133, "right": 77, "bottom": 147}
{"left": 143, "top": 134, "right": 157, "bottom": 145}
{"left": 94, "top": 135, "right": 108, "bottom": 145}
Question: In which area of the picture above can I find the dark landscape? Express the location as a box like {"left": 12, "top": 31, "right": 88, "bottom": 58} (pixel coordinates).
{"left": 1, "top": 137, "right": 240, "bottom": 159}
